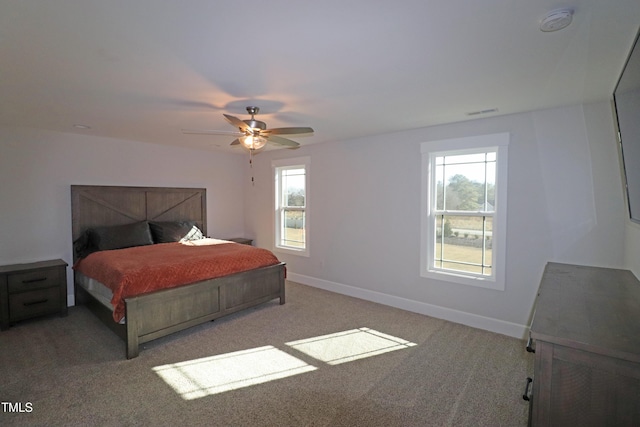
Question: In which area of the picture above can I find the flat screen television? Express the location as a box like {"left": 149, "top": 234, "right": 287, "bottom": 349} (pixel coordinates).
{"left": 613, "top": 27, "right": 640, "bottom": 224}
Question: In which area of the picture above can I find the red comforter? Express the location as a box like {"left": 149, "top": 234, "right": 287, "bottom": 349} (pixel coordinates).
{"left": 73, "top": 239, "right": 282, "bottom": 322}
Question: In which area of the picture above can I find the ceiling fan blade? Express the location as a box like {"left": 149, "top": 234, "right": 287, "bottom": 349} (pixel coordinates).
{"left": 230, "top": 138, "right": 241, "bottom": 146}
{"left": 181, "top": 128, "right": 243, "bottom": 136}
{"left": 262, "top": 126, "right": 314, "bottom": 135}
{"left": 268, "top": 135, "right": 300, "bottom": 148}
{"left": 223, "top": 114, "right": 252, "bottom": 132}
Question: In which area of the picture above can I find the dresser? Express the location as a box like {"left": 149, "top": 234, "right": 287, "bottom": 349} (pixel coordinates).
{"left": 528, "top": 262, "right": 640, "bottom": 426}
{"left": 0, "top": 259, "right": 68, "bottom": 330}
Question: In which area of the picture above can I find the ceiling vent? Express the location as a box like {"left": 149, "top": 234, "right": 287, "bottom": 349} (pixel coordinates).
{"left": 466, "top": 108, "right": 498, "bottom": 116}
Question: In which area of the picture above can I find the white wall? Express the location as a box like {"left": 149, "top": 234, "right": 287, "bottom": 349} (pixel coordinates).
{"left": 244, "top": 101, "right": 627, "bottom": 338}
{"left": 0, "top": 127, "right": 246, "bottom": 303}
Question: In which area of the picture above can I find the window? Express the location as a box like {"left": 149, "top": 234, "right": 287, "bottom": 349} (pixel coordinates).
{"left": 273, "top": 157, "right": 310, "bottom": 256}
{"left": 420, "top": 133, "right": 508, "bottom": 290}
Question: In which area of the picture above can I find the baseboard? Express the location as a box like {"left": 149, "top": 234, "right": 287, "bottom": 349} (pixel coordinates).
{"left": 287, "top": 272, "right": 529, "bottom": 340}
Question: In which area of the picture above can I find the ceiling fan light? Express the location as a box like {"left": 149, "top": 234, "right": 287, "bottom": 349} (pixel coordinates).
{"left": 242, "top": 134, "right": 267, "bottom": 151}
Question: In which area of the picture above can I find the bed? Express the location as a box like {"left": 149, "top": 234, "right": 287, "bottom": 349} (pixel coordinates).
{"left": 71, "top": 185, "right": 286, "bottom": 359}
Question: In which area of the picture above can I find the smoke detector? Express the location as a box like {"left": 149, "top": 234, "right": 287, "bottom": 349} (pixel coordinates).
{"left": 539, "top": 9, "right": 573, "bottom": 32}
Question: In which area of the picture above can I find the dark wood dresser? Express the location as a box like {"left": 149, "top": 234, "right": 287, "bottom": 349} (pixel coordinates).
{"left": 528, "top": 262, "right": 640, "bottom": 426}
{"left": 0, "top": 259, "right": 68, "bottom": 330}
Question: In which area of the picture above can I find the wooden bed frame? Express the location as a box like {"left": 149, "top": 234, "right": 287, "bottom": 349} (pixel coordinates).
{"left": 71, "top": 185, "right": 285, "bottom": 359}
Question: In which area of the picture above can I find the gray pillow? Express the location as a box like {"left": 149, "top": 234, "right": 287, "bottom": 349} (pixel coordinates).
{"left": 88, "top": 221, "right": 154, "bottom": 251}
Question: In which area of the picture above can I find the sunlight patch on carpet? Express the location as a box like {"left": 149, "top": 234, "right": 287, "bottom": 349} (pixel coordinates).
{"left": 286, "top": 327, "right": 417, "bottom": 365}
{"left": 153, "top": 345, "right": 316, "bottom": 400}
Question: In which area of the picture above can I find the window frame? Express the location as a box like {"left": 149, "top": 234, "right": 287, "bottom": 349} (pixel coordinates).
{"left": 420, "top": 133, "right": 509, "bottom": 290}
{"left": 273, "top": 156, "right": 310, "bottom": 257}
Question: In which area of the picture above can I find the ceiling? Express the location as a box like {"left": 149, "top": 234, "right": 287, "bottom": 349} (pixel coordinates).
{"left": 1, "top": 1, "right": 639, "bottom": 153}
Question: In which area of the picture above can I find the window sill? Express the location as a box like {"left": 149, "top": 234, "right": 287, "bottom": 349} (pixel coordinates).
{"left": 274, "top": 246, "right": 309, "bottom": 257}
{"left": 421, "top": 268, "right": 504, "bottom": 291}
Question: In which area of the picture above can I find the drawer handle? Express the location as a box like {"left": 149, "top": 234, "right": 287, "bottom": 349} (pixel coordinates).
{"left": 22, "top": 277, "right": 47, "bottom": 284}
{"left": 23, "top": 299, "right": 49, "bottom": 306}
{"left": 522, "top": 377, "right": 533, "bottom": 401}
{"left": 526, "top": 336, "right": 535, "bottom": 353}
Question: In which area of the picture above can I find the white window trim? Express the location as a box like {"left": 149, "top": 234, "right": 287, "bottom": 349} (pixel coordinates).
{"left": 273, "top": 156, "right": 310, "bottom": 257}
{"left": 420, "top": 133, "right": 509, "bottom": 290}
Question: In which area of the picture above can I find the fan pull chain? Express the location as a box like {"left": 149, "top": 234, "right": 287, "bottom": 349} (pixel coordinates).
{"left": 250, "top": 150, "right": 255, "bottom": 186}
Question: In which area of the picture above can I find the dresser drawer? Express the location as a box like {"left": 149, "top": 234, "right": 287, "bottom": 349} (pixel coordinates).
{"left": 9, "top": 287, "right": 61, "bottom": 321}
{"left": 8, "top": 267, "right": 60, "bottom": 293}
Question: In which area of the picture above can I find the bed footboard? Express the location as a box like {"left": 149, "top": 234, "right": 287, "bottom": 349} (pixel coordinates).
{"left": 124, "top": 262, "right": 285, "bottom": 359}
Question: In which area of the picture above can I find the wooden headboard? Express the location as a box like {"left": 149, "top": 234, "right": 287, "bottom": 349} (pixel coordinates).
{"left": 71, "top": 185, "right": 206, "bottom": 246}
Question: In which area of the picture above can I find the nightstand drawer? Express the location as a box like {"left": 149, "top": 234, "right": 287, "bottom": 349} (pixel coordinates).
{"left": 8, "top": 268, "right": 60, "bottom": 293}
{"left": 9, "top": 287, "right": 61, "bottom": 321}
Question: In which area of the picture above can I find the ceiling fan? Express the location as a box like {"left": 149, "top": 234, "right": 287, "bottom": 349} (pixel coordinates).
{"left": 182, "top": 106, "right": 314, "bottom": 152}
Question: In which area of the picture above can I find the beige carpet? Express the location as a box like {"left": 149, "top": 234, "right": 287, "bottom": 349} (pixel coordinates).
{"left": 0, "top": 281, "right": 533, "bottom": 426}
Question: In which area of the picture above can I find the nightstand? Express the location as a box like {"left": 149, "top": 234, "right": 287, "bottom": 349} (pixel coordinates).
{"left": 228, "top": 237, "right": 253, "bottom": 246}
{"left": 0, "top": 259, "right": 68, "bottom": 330}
